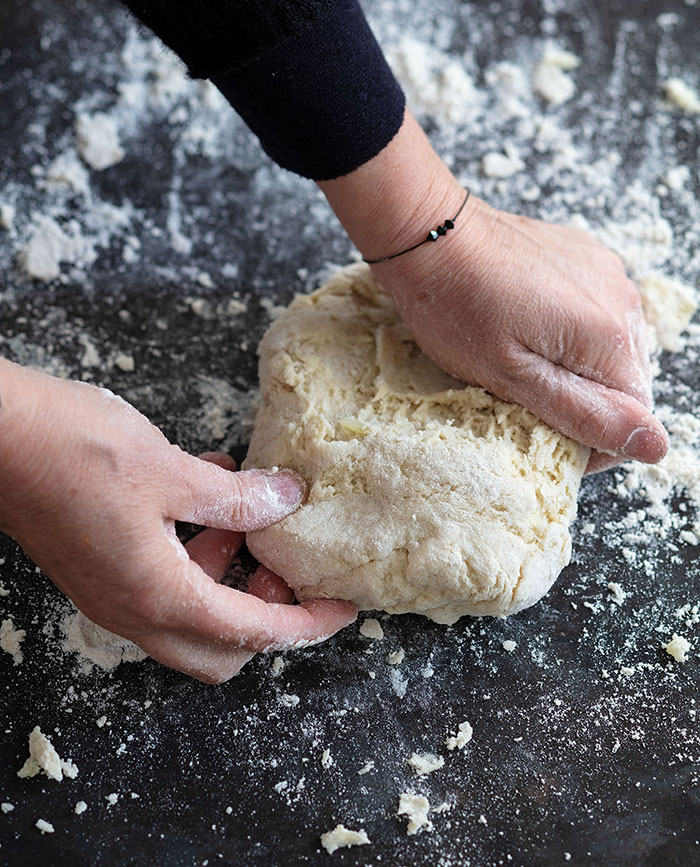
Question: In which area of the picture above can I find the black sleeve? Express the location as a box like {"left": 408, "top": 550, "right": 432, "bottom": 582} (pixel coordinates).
{"left": 121, "top": 0, "right": 406, "bottom": 181}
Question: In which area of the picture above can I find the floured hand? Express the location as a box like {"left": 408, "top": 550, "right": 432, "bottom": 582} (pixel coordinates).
{"left": 0, "top": 361, "right": 356, "bottom": 682}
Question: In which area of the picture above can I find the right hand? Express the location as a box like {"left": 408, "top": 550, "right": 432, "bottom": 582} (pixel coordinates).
{"left": 0, "top": 361, "right": 356, "bottom": 682}
{"left": 320, "top": 110, "right": 667, "bottom": 475}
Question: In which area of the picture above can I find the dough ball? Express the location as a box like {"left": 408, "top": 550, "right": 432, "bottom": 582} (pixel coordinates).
{"left": 244, "top": 264, "right": 589, "bottom": 624}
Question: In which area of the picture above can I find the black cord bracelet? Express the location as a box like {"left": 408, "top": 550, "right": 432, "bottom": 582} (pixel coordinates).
{"left": 362, "top": 188, "right": 471, "bottom": 265}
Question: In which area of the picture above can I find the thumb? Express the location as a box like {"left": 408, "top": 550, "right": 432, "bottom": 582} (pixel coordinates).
{"left": 503, "top": 352, "right": 668, "bottom": 463}
{"left": 165, "top": 448, "right": 308, "bottom": 531}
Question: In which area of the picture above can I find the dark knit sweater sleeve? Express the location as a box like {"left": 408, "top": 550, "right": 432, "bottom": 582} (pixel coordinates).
{"left": 121, "top": 0, "right": 406, "bottom": 180}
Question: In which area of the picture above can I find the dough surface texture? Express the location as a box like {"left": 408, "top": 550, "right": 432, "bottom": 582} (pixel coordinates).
{"left": 244, "top": 264, "right": 589, "bottom": 624}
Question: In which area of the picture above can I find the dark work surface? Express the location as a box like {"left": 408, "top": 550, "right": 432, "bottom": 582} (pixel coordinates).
{"left": 1, "top": 1, "right": 700, "bottom": 866}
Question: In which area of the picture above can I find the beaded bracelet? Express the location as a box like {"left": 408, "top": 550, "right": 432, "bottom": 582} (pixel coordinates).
{"left": 362, "top": 189, "right": 471, "bottom": 265}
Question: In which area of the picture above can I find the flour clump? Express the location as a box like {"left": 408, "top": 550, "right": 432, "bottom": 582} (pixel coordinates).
{"left": 245, "top": 264, "right": 589, "bottom": 624}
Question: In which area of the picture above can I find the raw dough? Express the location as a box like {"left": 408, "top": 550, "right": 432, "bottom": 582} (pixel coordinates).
{"left": 17, "top": 726, "right": 78, "bottom": 782}
{"left": 397, "top": 793, "right": 432, "bottom": 835}
{"left": 245, "top": 264, "right": 589, "bottom": 624}
{"left": 532, "top": 45, "right": 579, "bottom": 105}
{"left": 320, "top": 824, "right": 370, "bottom": 854}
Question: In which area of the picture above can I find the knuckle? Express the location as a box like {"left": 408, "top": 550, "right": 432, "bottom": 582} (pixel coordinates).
{"left": 227, "top": 473, "right": 254, "bottom": 525}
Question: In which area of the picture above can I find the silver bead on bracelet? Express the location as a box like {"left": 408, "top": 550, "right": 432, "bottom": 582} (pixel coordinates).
{"left": 362, "top": 188, "right": 471, "bottom": 265}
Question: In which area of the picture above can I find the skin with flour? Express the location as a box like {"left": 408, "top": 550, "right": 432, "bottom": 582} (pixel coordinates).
{"left": 0, "top": 105, "right": 665, "bottom": 679}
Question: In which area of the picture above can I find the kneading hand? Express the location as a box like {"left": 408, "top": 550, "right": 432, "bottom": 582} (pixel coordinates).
{"left": 375, "top": 195, "right": 666, "bottom": 474}
{"left": 0, "top": 362, "right": 356, "bottom": 682}
{"left": 320, "top": 110, "right": 667, "bottom": 474}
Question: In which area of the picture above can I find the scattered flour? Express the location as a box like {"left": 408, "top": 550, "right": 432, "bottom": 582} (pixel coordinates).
{"left": 385, "top": 35, "right": 480, "bottom": 125}
{"left": 61, "top": 609, "right": 147, "bottom": 672}
{"left": 636, "top": 272, "right": 698, "bottom": 352}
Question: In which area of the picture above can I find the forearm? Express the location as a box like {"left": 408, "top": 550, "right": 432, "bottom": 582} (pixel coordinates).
{"left": 317, "top": 110, "right": 464, "bottom": 261}
{"left": 123, "top": 0, "right": 405, "bottom": 181}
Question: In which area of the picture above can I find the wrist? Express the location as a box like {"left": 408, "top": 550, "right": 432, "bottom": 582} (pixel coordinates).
{"left": 317, "top": 110, "right": 463, "bottom": 261}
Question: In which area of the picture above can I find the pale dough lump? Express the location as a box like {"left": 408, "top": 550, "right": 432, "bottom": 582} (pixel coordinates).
{"left": 245, "top": 263, "right": 589, "bottom": 624}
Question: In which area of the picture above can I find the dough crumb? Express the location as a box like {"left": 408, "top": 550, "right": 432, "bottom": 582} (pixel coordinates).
{"left": 482, "top": 143, "right": 524, "bottom": 178}
{"left": 607, "top": 582, "right": 626, "bottom": 605}
{"left": 279, "top": 693, "right": 300, "bottom": 707}
{"left": 665, "top": 77, "right": 700, "bottom": 114}
{"left": 105, "top": 793, "right": 119, "bottom": 805}
{"left": 502, "top": 639, "right": 517, "bottom": 652}
{"left": 1, "top": 803, "right": 14, "bottom": 813}
{"left": 0, "top": 617, "right": 25, "bottom": 665}
{"left": 397, "top": 793, "right": 433, "bottom": 835}
{"left": 270, "top": 656, "right": 285, "bottom": 677}
{"left": 0, "top": 202, "right": 15, "bottom": 231}
{"left": 20, "top": 215, "right": 88, "bottom": 282}
{"left": 445, "top": 720, "right": 473, "bottom": 751}
{"left": 663, "top": 634, "right": 691, "bottom": 662}
{"left": 74, "top": 801, "right": 88, "bottom": 815}
{"left": 35, "top": 818, "right": 55, "bottom": 834}
{"left": 387, "top": 648, "right": 405, "bottom": 665}
{"left": 320, "top": 824, "right": 371, "bottom": 854}
{"left": 663, "top": 165, "right": 690, "bottom": 191}
{"left": 408, "top": 752, "right": 445, "bottom": 776}
{"left": 359, "top": 618, "right": 384, "bottom": 640}
{"left": 532, "top": 45, "right": 579, "bottom": 105}
{"left": 358, "top": 761, "right": 375, "bottom": 775}
{"left": 76, "top": 112, "right": 125, "bottom": 170}
{"left": 17, "top": 726, "right": 77, "bottom": 782}
{"left": 320, "top": 749, "right": 333, "bottom": 769}
{"left": 114, "top": 353, "right": 135, "bottom": 372}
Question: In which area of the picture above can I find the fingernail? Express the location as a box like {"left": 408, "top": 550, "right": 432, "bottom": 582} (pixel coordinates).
{"left": 621, "top": 427, "right": 669, "bottom": 463}
{"left": 259, "top": 468, "right": 308, "bottom": 507}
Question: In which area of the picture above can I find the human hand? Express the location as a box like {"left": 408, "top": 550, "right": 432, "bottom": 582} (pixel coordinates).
{"left": 319, "top": 111, "right": 667, "bottom": 474}
{"left": 374, "top": 195, "right": 666, "bottom": 474}
{"left": 0, "top": 362, "right": 356, "bottom": 682}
